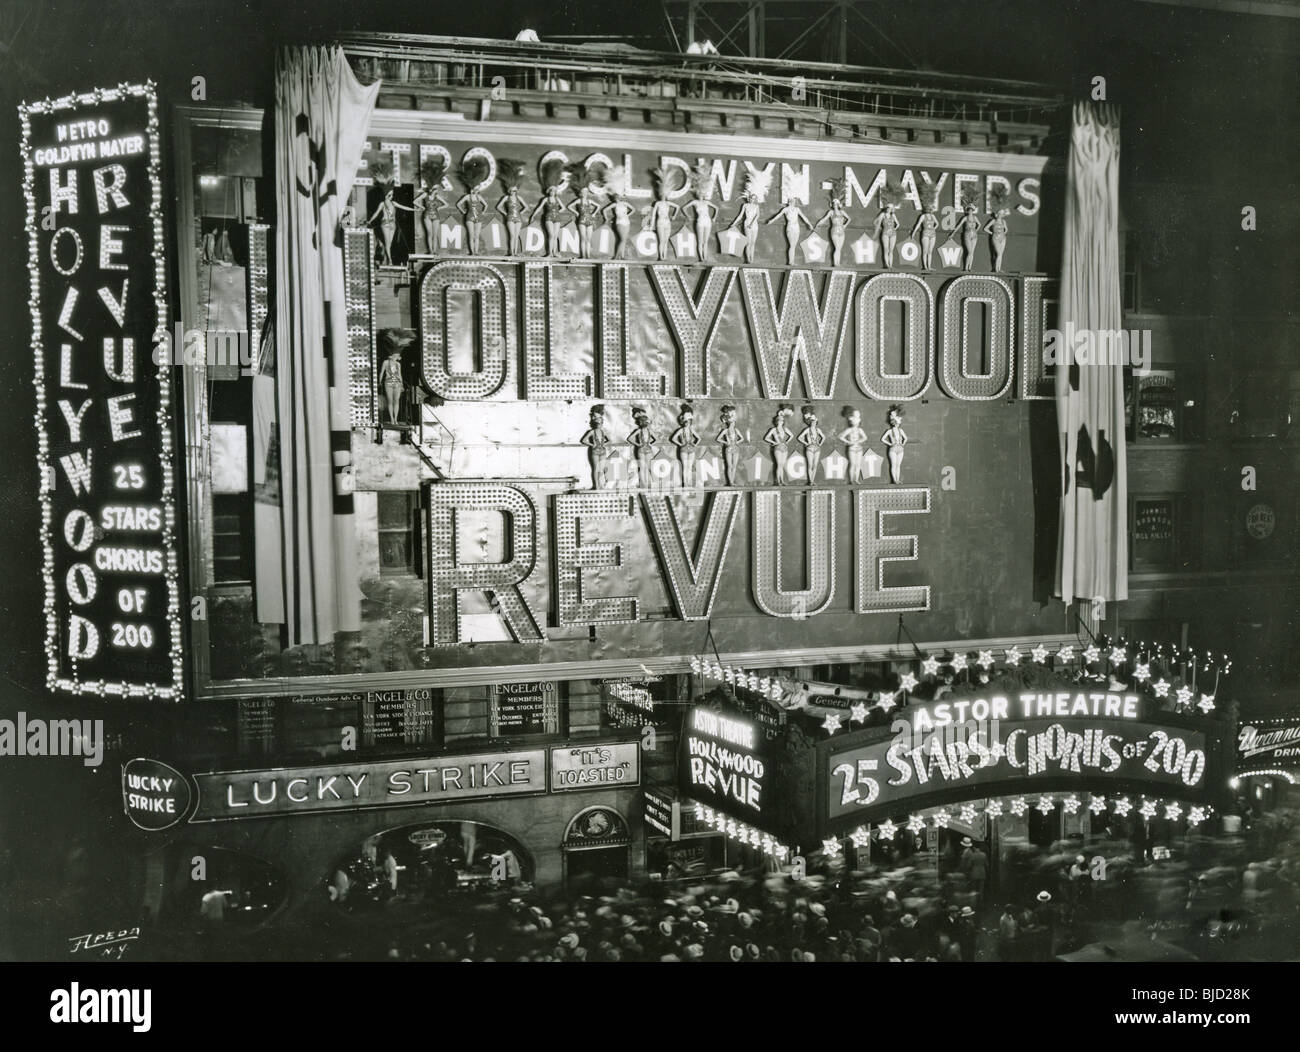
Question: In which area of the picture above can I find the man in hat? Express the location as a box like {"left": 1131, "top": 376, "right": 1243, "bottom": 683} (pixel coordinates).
{"left": 959, "top": 838, "right": 989, "bottom": 908}
{"left": 958, "top": 905, "right": 978, "bottom": 962}
{"left": 1033, "top": 890, "right": 1056, "bottom": 961}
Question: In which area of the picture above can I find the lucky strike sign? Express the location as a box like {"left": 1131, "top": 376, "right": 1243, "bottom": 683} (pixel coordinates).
{"left": 20, "top": 83, "right": 182, "bottom": 698}
{"left": 823, "top": 690, "right": 1219, "bottom": 827}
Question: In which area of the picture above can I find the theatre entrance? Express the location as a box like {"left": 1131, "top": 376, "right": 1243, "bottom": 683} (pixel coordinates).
{"left": 562, "top": 806, "right": 631, "bottom": 892}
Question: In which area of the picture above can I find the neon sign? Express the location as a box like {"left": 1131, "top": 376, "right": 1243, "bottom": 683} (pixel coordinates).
{"left": 20, "top": 82, "right": 182, "bottom": 699}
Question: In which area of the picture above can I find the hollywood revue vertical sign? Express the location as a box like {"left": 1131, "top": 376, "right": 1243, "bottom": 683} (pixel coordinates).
{"left": 20, "top": 83, "right": 183, "bottom": 699}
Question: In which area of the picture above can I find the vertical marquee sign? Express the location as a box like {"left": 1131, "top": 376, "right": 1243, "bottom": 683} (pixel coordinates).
{"left": 20, "top": 82, "right": 183, "bottom": 699}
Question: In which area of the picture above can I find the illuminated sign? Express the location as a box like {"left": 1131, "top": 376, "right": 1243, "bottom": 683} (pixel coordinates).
{"left": 20, "top": 82, "right": 182, "bottom": 699}
{"left": 825, "top": 717, "right": 1215, "bottom": 826}
{"left": 680, "top": 706, "right": 769, "bottom": 826}
{"left": 549, "top": 742, "right": 640, "bottom": 790}
{"left": 121, "top": 757, "right": 189, "bottom": 831}
{"left": 896, "top": 690, "right": 1144, "bottom": 734}
{"left": 1237, "top": 719, "right": 1300, "bottom": 768}
{"left": 643, "top": 785, "right": 680, "bottom": 840}
{"left": 192, "top": 748, "right": 547, "bottom": 821}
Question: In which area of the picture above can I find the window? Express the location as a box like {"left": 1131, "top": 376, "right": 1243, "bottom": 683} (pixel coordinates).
{"left": 1122, "top": 230, "right": 1141, "bottom": 313}
{"left": 212, "top": 493, "right": 252, "bottom": 583}
{"left": 1129, "top": 493, "right": 1197, "bottom": 573}
{"left": 377, "top": 491, "right": 420, "bottom": 575}
{"left": 487, "top": 681, "right": 567, "bottom": 738}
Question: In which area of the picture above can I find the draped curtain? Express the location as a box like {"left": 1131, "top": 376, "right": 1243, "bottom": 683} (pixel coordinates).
{"left": 1055, "top": 101, "right": 1127, "bottom": 606}
{"left": 259, "top": 46, "right": 380, "bottom": 645}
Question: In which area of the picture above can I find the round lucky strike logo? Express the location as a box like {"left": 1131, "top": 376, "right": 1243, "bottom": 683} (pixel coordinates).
{"left": 121, "top": 757, "right": 190, "bottom": 831}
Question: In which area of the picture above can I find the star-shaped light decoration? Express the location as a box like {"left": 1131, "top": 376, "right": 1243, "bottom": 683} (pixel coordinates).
{"left": 1088, "top": 795, "right": 1108, "bottom": 815}
{"left": 988, "top": 741, "right": 1006, "bottom": 760}
{"left": 695, "top": 803, "right": 710, "bottom": 821}
{"left": 822, "top": 713, "right": 842, "bottom": 734}
{"left": 976, "top": 650, "right": 996, "bottom": 670}
{"left": 850, "top": 702, "right": 869, "bottom": 724}
{"left": 1153, "top": 678, "right": 1171, "bottom": 698}
{"left": 876, "top": 818, "right": 899, "bottom": 840}
{"left": 931, "top": 809, "right": 952, "bottom": 828}
{"left": 1009, "top": 796, "right": 1028, "bottom": 816}
{"left": 1109, "top": 645, "right": 1127, "bottom": 665}
{"left": 823, "top": 837, "right": 844, "bottom": 856}
{"left": 747, "top": 672, "right": 760, "bottom": 691}
{"left": 850, "top": 826, "right": 871, "bottom": 849}
{"left": 1035, "top": 795, "right": 1056, "bottom": 815}
{"left": 690, "top": 657, "right": 702, "bottom": 674}
{"left": 950, "top": 652, "right": 968, "bottom": 672}
{"left": 1133, "top": 662, "right": 1151, "bottom": 683}
{"left": 878, "top": 691, "right": 898, "bottom": 712}
{"left": 1082, "top": 645, "right": 1100, "bottom": 664}
{"left": 906, "top": 814, "right": 926, "bottom": 835}
{"left": 1030, "top": 645, "right": 1049, "bottom": 664}
{"left": 1112, "top": 796, "right": 1133, "bottom": 817}
{"left": 1186, "top": 806, "right": 1206, "bottom": 827}
{"left": 899, "top": 673, "right": 919, "bottom": 693}
{"left": 725, "top": 819, "right": 738, "bottom": 837}
{"left": 1004, "top": 646, "right": 1023, "bottom": 666}
{"left": 1138, "top": 798, "right": 1158, "bottom": 820}
{"left": 774, "top": 844, "right": 789, "bottom": 862}
{"left": 723, "top": 666, "right": 736, "bottom": 684}
{"left": 1164, "top": 802, "right": 1183, "bottom": 821}
{"left": 800, "top": 232, "right": 830, "bottom": 264}
{"left": 761, "top": 834, "right": 774, "bottom": 853}
{"left": 1175, "top": 685, "right": 1194, "bottom": 708}
{"left": 1062, "top": 795, "right": 1082, "bottom": 815}
{"left": 959, "top": 803, "right": 979, "bottom": 824}
{"left": 1057, "top": 645, "right": 1076, "bottom": 663}
{"left": 985, "top": 800, "right": 1004, "bottom": 819}
{"left": 757, "top": 677, "right": 771, "bottom": 695}
{"left": 921, "top": 655, "right": 941, "bottom": 676}
{"left": 1198, "top": 694, "right": 1216, "bottom": 713}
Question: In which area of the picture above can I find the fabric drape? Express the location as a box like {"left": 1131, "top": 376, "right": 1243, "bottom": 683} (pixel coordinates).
{"left": 1055, "top": 101, "right": 1128, "bottom": 605}
{"left": 270, "top": 46, "right": 380, "bottom": 644}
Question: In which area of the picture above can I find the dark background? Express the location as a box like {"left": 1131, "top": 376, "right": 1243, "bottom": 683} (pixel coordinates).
{"left": 0, "top": 0, "right": 1296, "bottom": 959}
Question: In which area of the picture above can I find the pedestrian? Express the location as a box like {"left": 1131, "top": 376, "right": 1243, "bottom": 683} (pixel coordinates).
{"left": 997, "top": 904, "right": 1018, "bottom": 962}
{"left": 958, "top": 905, "right": 977, "bottom": 962}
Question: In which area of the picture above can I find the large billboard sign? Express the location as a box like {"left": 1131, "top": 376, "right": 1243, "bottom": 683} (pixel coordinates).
{"left": 197, "top": 114, "right": 1064, "bottom": 687}
{"left": 817, "top": 689, "right": 1230, "bottom": 833}
{"left": 21, "top": 82, "right": 183, "bottom": 699}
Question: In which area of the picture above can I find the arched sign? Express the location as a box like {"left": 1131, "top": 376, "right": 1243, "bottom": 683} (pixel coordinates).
{"left": 563, "top": 806, "right": 631, "bottom": 850}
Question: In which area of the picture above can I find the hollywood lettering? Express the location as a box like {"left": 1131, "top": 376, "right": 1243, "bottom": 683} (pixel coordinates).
{"left": 684, "top": 709, "right": 766, "bottom": 814}
{"left": 22, "top": 84, "right": 179, "bottom": 697}
{"left": 408, "top": 261, "right": 1052, "bottom": 404}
